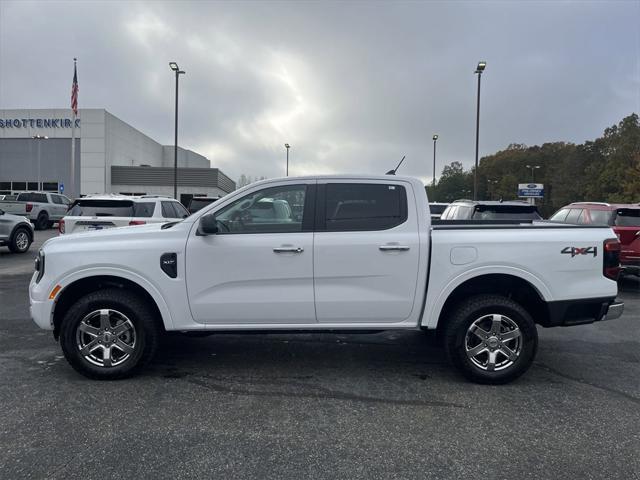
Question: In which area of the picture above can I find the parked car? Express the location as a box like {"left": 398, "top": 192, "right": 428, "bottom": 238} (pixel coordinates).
{"left": 428, "top": 202, "right": 450, "bottom": 220}
{"left": 549, "top": 202, "right": 640, "bottom": 276}
{"left": 440, "top": 199, "right": 542, "bottom": 221}
{"left": 187, "top": 196, "right": 220, "bottom": 214}
{"left": 0, "top": 191, "right": 71, "bottom": 230}
{"left": 30, "top": 175, "right": 623, "bottom": 384}
{"left": 0, "top": 208, "right": 34, "bottom": 253}
{"left": 59, "top": 195, "right": 190, "bottom": 234}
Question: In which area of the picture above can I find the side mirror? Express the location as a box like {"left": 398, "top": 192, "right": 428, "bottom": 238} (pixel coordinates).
{"left": 197, "top": 214, "right": 218, "bottom": 236}
{"left": 0, "top": 208, "right": 4, "bottom": 215}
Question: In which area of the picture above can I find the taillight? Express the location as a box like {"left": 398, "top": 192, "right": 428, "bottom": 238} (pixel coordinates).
{"left": 25, "top": 203, "right": 33, "bottom": 212}
{"left": 129, "top": 220, "right": 146, "bottom": 226}
{"left": 58, "top": 219, "right": 65, "bottom": 234}
{"left": 603, "top": 238, "right": 621, "bottom": 280}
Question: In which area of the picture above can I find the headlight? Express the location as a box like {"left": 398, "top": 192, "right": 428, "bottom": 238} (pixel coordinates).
{"left": 35, "top": 250, "right": 45, "bottom": 283}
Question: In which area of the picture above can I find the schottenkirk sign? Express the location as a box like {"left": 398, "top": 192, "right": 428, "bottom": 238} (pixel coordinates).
{"left": 0, "top": 118, "right": 80, "bottom": 128}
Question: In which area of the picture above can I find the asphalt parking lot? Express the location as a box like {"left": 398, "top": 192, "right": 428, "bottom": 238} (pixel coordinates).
{"left": 1, "top": 230, "right": 639, "bottom": 479}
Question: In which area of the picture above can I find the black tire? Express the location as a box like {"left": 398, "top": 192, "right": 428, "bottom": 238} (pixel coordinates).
{"left": 47, "top": 220, "right": 55, "bottom": 229}
{"left": 35, "top": 212, "right": 49, "bottom": 230}
{"left": 60, "top": 289, "right": 161, "bottom": 380}
{"left": 443, "top": 295, "right": 538, "bottom": 384}
{"left": 8, "top": 227, "right": 32, "bottom": 253}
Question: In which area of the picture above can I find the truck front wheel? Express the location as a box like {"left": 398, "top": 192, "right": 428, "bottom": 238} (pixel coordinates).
{"left": 444, "top": 295, "right": 538, "bottom": 384}
{"left": 59, "top": 289, "right": 161, "bottom": 380}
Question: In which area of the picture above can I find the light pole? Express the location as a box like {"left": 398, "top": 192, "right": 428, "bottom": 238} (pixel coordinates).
{"left": 473, "top": 61, "right": 486, "bottom": 201}
{"left": 32, "top": 135, "right": 48, "bottom": 190}
{"left": 486, "top": 179, "right": 498, "bottom": 200}
{"left": 169, "top": 62, "right": 185, "bottom": 200}
{"left": 526, "top": 164, "right": 541, "bottom": 182}
{"left": 432, "top": 134, "right": 438, "bottom": 189}
{"left": 284, "top": 143, "right": 290, "bottom": 176}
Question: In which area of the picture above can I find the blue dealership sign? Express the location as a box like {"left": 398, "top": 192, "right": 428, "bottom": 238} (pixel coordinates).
{"left": 59, "top": 183, "right": 64, "bottom": 193}
{"left": 518, "top": 183, "right": 544, "bottom": 198}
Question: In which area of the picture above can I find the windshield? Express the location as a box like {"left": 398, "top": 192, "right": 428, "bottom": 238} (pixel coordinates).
{"left": 67, "top": 200, "right": 155, "bottom": 217}
{"left": 472, "top": 205, "right": 542, "bottom": 220}
{"left": 614, "top": 208, "right": 640, "bottom": 227}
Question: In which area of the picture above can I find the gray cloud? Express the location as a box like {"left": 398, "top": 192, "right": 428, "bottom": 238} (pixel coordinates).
{"left": 1, "top": 0, "right": 638, "bottom": 184}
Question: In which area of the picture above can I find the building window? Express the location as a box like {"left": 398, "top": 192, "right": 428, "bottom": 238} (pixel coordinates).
{"left": 0, "top": 182, "right": 10, "bottom": 190}
{"left": 27, "top": 182, "right": 39, "bottom": 190}
{"left": 42, "top": 182, "right": 59, "bottom": 192}
{"left": 12, "top": 181, "right": 26, "bottom": 191}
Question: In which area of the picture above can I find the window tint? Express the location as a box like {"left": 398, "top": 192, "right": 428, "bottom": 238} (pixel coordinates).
{"left": 549, "top": 208, "right": 570, "bottom": 222}
{"left": 188, "top": 197, "right": 218, "bottom": 213}
{"left": 17, "top": 193, "right": 47, "bottom": 203}
{"left": 133, "top": 202, "right": 155, "bottom": 218}
{"left": 213, "top": 184, "right": 306, "bottom": 234}
{"left": 172, "top": 202, "right": 190, "bottom": 218}
{"left": 614, "top": 209, "right": 640, "bottom": 227}
{"left": 161, "top": 201, "right": 177, "bottom": 218}
{"left": 586, "top": 210, "right": 612, "bottom": 226}
{"left": 324, "top": 183, "right": 406, "bottom": 231}
{"left": 51, "top": 195, "right": 63, "bottom": 205}
{"left": 455, "top": 206, "right": 474, "bottom": 219}
{"left": 564, "top": 209, "right": 582, "bottom": 224}
{"left": 68, "top": 200, "right": 135, "bottom": 217}
{"left": 472, "top": 205, "right": 541, "bottom": 221}
{"left": 429, "top": 204, "right": 448, "bottom": 215}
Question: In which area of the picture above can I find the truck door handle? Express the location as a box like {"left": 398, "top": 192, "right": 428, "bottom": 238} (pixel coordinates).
{"left": 273, "top": 247, "right": 304, "bottom": 253}
{"left": 379, "top": 245, "right": 410, "bottom": 251}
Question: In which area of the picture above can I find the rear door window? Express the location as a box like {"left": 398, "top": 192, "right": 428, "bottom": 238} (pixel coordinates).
{"left": 132, "top": 202, "right": 156, "bottom": 218}
{"left": 161, "top": 201, "right": 178, "bottom": 218}
{"left": 172, "top": 202, "right": 190, "bottom": 218}
{"left": 322, "top": 183, "right": 407, "bottom": 231}
{"left": 564, "top": 209, "right": 582, "bottom": 224}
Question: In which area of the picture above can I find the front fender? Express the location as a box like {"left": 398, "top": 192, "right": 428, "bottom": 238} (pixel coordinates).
{"left": 54, "top": 266, "right": 175, "bottom": 330}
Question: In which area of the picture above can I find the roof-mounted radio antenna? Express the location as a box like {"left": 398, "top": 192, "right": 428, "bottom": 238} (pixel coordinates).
{"left": 386, "top": 155, "right": 406, "bottom": 175}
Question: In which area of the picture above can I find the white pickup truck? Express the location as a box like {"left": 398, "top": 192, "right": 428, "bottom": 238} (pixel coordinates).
{"left": 29, "top": 175, "right": 624, "bottom": 383}
{"left": 0, "top": 192, "right": 71, "bottom": 230}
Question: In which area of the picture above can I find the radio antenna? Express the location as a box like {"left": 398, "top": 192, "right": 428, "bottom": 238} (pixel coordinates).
{"left": 386, "top": 155, "right": 406, "bottom": 175}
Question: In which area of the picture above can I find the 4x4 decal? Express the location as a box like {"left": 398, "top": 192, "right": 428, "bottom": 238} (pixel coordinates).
{"left": 561, "top": 246, "right": 597, "bottom": 257}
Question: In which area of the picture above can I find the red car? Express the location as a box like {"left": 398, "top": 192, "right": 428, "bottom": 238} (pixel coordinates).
{"left": 550, "top": 202, "right": 640, "bottom": 276}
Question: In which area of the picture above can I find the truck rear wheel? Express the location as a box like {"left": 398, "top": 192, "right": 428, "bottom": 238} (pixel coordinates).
{"left": 59, "top": 289, "right": 161, "bottom": 380}
{"left": 444, "top": 295, "right": 538, "bottom": 384}
{"left": 35, "top": 212, "right": 49, "bottom": 230}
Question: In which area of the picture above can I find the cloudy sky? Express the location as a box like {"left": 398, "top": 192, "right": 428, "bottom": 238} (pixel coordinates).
{"left": 0, "top": 0, "right": 638, "bottom": 184}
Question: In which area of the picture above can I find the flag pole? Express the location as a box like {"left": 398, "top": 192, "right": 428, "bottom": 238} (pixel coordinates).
{"left": 70, "top": 58, "right": 77, "bottom": 198}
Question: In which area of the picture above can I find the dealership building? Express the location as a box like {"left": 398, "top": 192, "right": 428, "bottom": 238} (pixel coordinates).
{"left": 0, "top": 109, "right": 235, "bottom": 204}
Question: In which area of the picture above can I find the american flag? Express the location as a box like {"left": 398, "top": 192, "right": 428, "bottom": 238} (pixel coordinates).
{"left": 71, "top": 60, "right": 78, "bottom": 116}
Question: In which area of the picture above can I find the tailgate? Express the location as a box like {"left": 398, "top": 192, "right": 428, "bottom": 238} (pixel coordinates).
{"left": 66, "top": 217, "right": 132, "bottom": 234}
{"left": 0, "top": 201, "right": 28, "bottom": 216}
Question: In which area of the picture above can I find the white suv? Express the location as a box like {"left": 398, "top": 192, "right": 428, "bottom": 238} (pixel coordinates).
{"left": 59, "top": 195, "right": 189, "bottom": 234}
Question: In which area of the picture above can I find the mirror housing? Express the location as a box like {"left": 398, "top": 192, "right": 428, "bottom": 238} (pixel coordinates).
{"left": 197, "top": 214, "right": 218, "bottom": 236}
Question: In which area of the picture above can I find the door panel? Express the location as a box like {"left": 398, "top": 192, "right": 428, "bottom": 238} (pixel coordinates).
{"left": 185, "top": 181, "right": 316, "bottom": 325}
{"left": 313, "top": 181, "right": 421, "bottom": 323}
